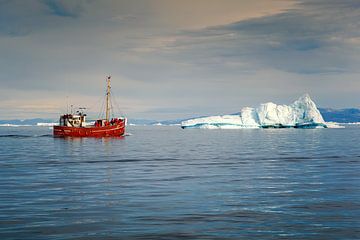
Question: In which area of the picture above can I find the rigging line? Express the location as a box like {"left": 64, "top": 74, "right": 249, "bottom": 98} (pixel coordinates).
{"left": 98, "top": 79, "right": 110, "bottom": 119}
{"left": 98, "top": 93, "right": 106, "bottom": 119}
{"left": 110, "top": 95, "right": 115, "bottom": 118}
{"left": 87, "top": 93, "right": 105, "bottom": 113}
{"left": 101, "top": 98, "right": 105, "bottom": 119}
{"left": 65, "top": 75, "right": 70, "bottom": 114}
{"left": 110, "top": 89, "right": 125, "bottom": 116}
{"left": 110, "top": 90, "right": 118, "bottom": 115}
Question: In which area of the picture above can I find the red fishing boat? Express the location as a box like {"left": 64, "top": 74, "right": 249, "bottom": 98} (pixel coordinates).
{"left": 53, "top": 76, "right": 126, "bottom": 137}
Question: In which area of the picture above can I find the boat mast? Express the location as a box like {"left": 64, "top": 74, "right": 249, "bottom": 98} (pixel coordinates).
{"left": 105, "top": 76, "right": 111, "bottom": 121}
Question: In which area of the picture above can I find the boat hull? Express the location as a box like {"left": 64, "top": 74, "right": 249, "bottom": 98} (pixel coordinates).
{"left": 53, "top": 122, "right": 125, "bottom": 137}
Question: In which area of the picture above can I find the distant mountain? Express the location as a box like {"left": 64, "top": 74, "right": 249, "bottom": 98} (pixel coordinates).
{"left": 126, "top": 118, "right": 157, "bottom": 125}
{"left": 0, "top": 118, "right": 56, "bottom": 126}
{"left": 156, "top": 118, "right": 196, "bottom": 125}
{"left": 1, "top": 108, "right": 359, "bottom": 126}
{"left": 0, "top": 118, "right": 161, "bottom": 126}
{"left": 318, "top": 108, "right": 360, "bottom": 123}
{"left": 155, "top": 108, "right": 360, "bottom": 125}
{"left": 127, "top": 118, "right": 187, "bottom": 126}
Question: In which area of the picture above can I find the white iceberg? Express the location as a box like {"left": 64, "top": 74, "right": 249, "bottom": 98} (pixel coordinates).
{"left": 181, "top": 94, "right": 329, "bottom": 129}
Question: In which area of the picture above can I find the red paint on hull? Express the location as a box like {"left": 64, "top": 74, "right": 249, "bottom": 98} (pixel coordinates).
{"left": 53, "top": 121, "right": 125, "bottom": 137}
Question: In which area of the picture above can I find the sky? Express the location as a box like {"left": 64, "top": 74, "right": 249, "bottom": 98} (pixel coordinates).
{"left": 0, "top": 0, "right": 359, "bottom": 120}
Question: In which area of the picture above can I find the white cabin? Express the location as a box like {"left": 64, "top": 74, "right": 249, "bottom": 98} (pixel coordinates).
{"left": 59, "top": 113, "right": 86, "bottom": 127}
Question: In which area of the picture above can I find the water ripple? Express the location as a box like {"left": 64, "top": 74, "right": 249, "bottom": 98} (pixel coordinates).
{"left": 0, "top": 126, "right": 359, "bottom": 239}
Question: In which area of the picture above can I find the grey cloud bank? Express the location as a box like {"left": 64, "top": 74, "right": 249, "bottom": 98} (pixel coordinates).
{"left": 0, "top": 0, "right": 358, "bottom": 120}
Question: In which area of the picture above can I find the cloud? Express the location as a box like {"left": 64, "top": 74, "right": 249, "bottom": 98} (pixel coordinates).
{"left": 0, "top": 0, "right": 44, "bottom": 36}
{"left": 0, "top": 0, "right": 358, "bottom": 119}
{"left": 0, "top": 0, "right": 86, "bottom": 36}
{"left": 42, "top": 0, "right": 88, "bottom": 18}
{"left": 163, "top": 0, "right": 360, "bottom": 74}
{"left": 146, "top": 0, "right": 297, "bottom": 29}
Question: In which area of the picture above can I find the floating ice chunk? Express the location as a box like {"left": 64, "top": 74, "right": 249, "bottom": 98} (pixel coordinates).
{"left": 325, "top": 122, "right": 345, "bottom": 128}
{"left": 36, "top": 122, "right": 58, "bottom": 126}
{"left": 181, "top": 94, "right": 327, "bottom": 129}
{"left": 0, "top": 124, "right": 32, "bottom": 127}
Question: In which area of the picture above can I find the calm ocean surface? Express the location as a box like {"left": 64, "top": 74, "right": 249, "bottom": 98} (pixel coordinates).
{"left": 0, "top": 126, "right": 359, "bottom": 239}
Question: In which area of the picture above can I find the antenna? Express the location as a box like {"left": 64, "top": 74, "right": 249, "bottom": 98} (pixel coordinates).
{"left": 66, "top": 96, "right": 69, "bottom": 113}
{"left": 79, "top": 107, "right": 86, "bottom": 115}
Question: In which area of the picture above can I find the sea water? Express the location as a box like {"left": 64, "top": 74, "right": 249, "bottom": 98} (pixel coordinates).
{"left": 0, "top": 126, "right": 359, "bottom": 239}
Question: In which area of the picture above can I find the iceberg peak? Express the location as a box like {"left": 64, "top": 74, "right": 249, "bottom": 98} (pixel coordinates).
{"left": 290, "top": 94, "right": 325, "bottom": 125}
{"left": 293, "top": 94, "right": 316, "bottom": 108}
{"left": 298, "top": 93, "right": 311, "bottom": 101}
{"left": 181, "top": 94, "right": 327, "bottom": 129}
